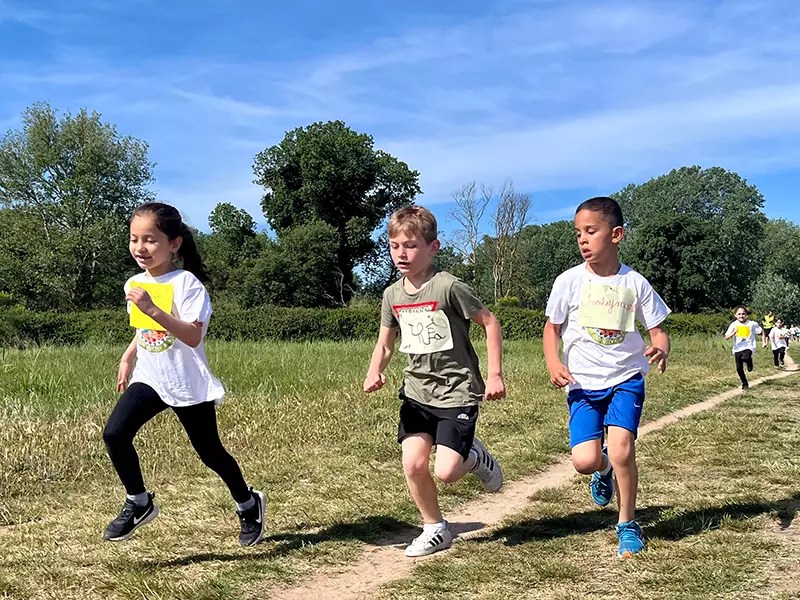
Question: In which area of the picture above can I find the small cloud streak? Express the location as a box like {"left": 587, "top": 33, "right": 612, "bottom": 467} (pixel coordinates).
{"left": 0, "top": 0, "right": 799, "bottom": 226}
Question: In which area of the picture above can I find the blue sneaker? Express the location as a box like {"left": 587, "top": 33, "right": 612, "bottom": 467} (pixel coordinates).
{"left": 590, "top": 446, "right": 614, "bottom": 507}
{"left": 616, "top": 520, "right": 645, "bottom": 558}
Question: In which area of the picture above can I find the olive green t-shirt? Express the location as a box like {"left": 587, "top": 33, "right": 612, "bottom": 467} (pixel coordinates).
{"left": 381, "top": 271, "right": 486, "bottom": 408}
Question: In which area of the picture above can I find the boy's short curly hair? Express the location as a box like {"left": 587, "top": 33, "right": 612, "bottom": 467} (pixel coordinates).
{"left": 388, "top": 206, "right": 438, "bottom": 243}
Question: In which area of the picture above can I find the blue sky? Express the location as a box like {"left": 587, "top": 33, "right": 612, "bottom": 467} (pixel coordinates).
{"left": 1, "top": 0, "right": 799, "bottom": 235}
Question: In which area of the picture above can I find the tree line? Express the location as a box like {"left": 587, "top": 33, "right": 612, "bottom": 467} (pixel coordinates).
{"left": 1, "top": 103, "right": 799, "bottom": 322}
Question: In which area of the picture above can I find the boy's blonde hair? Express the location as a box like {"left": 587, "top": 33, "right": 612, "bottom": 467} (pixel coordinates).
{"left": 388, "top": 206, "right": 438, "bottom": 243}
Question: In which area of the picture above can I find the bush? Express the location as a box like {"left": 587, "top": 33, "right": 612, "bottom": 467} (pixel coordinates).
{"left": 0, "top": 306, "right": 740, "bottom": 347}
{"left": 208, "top": 305, "right": 381, "bottom": 342}
{"left": 658, "top": 312, "right": 733, "bottom": 336}
{"left": 494, "top": 296, "right": 523, "bottom": 309}
{"left": 491, "top": 307, "right": 546, "bottom": 339}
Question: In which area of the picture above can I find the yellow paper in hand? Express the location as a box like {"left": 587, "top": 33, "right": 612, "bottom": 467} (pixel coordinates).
{"left": 129, "top": 283, "right": 174, "bottom": 331}
{"left": 736, "top": 324, "right": 751, "bottom": 339}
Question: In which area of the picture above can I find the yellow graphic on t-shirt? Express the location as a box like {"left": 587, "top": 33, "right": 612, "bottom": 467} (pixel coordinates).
{"left": 394, "top": 302, "right": 454, "bottom": 354}
{"left": 579, "top": 284, "right": 637, "bottom": 331}
{"left": 129, "top": 283, "right": 174, "bottom": 331}
{"left": 736, "top": 324, "right": 751, "bottom": 339}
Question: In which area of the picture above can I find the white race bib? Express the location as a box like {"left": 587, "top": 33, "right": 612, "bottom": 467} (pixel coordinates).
{"left": 394, "top": 302, "right": 454, "bottom": 354}
{"left": 578, "top": 284, "right": 637, "bottom": 332}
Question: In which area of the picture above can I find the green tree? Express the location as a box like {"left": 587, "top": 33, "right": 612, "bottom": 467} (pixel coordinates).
{"left": 228, "top": 220, "right": 340, "bottom": 308}
{"left": 252, "top": 121, "right": 420, "bottom": 301}
{"left": 0, "top": 103, "right": 154, "bottom": 310}
{"left": 762, "top": 219, "right": 800, "bottom": 288}
{"left": 621, "top": 214, "right": 723, "bottom": 312}
{"left": 752, "top": 272, "right": 800, "bottom": 324}
{"left": 613, "top": 166, "right": 767, "bottom": 309}
{"left": 514, "top": 220, "right": 582, "bottom": 309}
{"left": 199, "top": 202, "right": 262, "bottom": 296}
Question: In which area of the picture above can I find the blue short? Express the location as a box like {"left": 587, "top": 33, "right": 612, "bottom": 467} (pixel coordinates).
{"left": 567, "top": 374, "right": 645, "bottom": 448}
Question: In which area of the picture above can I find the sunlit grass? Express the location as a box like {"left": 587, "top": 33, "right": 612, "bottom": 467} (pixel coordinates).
{"left": 0, "top": 337, "right": 778, "bottom": 599}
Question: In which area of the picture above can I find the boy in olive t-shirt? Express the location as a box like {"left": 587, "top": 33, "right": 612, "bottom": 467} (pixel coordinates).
{"left": 363, "top": 206, "right": 506, "bottom": 558}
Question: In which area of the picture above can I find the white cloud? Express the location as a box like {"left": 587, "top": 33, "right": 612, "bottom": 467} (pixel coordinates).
{"left": 1, "top": 0, "right": 799, "bottom": 224}
{"left": 383, "top": 82, "right": 800, "bottom": 201}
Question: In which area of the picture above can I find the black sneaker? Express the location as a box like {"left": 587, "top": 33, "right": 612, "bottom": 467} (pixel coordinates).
{"left": 103, "top": 492, "right": 158, "bottom": 542}
{"left": 237, "top": 488, "right": 266, "bottom": 547}
{"left": 742, "top": 382, "right": 749, "bottom": 391}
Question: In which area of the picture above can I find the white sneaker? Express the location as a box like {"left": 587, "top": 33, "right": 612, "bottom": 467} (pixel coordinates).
{"left": 404, "top": 523, "right": 453, "bottom": 557}
{"left": 470, "top": 437, "right": 503, "bottom": 492}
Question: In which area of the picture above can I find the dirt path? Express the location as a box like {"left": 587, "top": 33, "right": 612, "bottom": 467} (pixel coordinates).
{"left": 268, "top": 355, "right": 799, "bottom": 600}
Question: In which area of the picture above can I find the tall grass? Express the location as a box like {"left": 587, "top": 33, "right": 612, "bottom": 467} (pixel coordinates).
{"left": 0, "top": 337, "right": 774, "bottom": 599}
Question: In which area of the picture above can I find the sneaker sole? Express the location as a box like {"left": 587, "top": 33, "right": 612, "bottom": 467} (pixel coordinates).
{"left": 242, "top": 489, "right": 267, "bottom": 547}
{"left": 618, "top": 547, "right": 644, "bottom": 559}
{"left": 106, "top": 504, "right": 159, "bottom": 542}
{"left": 471, "top": 438, "right": 504, "bottom": 493}
{"left": 592, "top": 478, "right": 615, "bottom": 507}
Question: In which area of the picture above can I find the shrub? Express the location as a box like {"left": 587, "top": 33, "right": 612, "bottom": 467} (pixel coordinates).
{"left": 494, "top": 296, "right": 523, "bottom": 309}
{"left": 0, "top": 306, "right": 740, "bottom": 347}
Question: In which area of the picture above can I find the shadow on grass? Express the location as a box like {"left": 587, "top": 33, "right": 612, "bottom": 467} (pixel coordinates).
{"left": 475, "top": 492, "right": 800, "bottom": 547}
{"left": 148, "top": 515, "right": 479, "bottom": 567}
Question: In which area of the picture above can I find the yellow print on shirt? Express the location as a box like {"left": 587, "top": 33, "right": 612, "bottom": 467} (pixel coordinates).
{"left": 579, "top": 284, "right": 637, "bottom": 346}
{"left": 736, "top": 324, "right": 751, "bottom": 339}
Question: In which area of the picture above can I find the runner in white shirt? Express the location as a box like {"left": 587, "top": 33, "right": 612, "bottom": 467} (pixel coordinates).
{"left": 544, "top": 196, "right": 671, "bottom": 559}
{"left": 102, "top": 202, "right": 265, "bottom": 547}
{"left": 768, "top": 318, "right": 790, "bottom": 368}
{"left": 724, "top": 305, "right": 766, "bottom": 390}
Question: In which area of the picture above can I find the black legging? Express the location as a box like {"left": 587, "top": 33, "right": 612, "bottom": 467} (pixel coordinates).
{"left": 734, "top": 349, "right": 753, "bottom": 385}
{"left": 773, "top": 347, "right": 786, "bottom": 367}
{"left": 103, "top": 382, "right": 251, "bottom": 503}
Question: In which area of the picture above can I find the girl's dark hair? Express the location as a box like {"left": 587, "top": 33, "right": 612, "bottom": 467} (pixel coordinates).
{"left": 133, "top": 202, "right": 211, "bottom": 283}
{"left": 734, "top": 305, "right": 749, "bottom": 313}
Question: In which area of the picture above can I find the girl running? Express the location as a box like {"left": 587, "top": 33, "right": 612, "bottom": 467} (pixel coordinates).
{"left": 724, "top": 306, "right": 766, "bottom": 391}
{"left": 769, "top": 318, "right": 789, "bottom": 369}
{"left": 102, "top": 202, "right": 265, "bottom": 546}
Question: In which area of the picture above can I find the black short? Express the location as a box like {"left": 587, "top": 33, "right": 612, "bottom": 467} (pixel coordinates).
{"left": 397, "top": 394, "right": 478, "bottom": 459}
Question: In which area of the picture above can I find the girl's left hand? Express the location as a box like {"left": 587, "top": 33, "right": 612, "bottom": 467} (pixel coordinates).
{"left": 126, "top": 287, "right": 157, "bottom": 316}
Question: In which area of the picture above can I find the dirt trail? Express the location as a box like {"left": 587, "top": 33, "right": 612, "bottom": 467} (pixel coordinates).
{"left": 268, "top": 355, "right": 798, "bottom": 600}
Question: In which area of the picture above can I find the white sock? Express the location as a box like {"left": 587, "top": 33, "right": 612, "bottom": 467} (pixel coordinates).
{"left": 598, "top": 455, "right": 612, "bottom": 476}
{"left": 237, "top": 496, "right": 256, "bottom": 512}
{"left": 126, "top": 492, "right": 149, "bottom": 507}
{"left": 423, "top": 520, "right": 447, "bottom": 532}
{"left": 465, "top": 449, "right": 479, "bottom": 472}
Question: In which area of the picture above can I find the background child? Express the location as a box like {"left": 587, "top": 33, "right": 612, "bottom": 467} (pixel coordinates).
{"left": 543, "top": 196, "right": 671, "bottom": 558}
{"left": 103, "top": 202, "right": 265, "bottom": 546}
{"left": 768, "top": 318, "right": 789, "bottom": 368}
{"left": 724, "top": 306, "right": 766, "bottom": 390}
{"left": 762, "top": 311, "right": 775, "bottom": 341}
{"left": 363, "top": 206, "right": 505, "bottom": 558}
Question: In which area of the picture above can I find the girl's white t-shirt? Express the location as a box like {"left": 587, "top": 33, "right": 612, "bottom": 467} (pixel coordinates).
{"left": 125, "top": 269, "right": 225, "bottom": 407}
{"left": 725, "top": 320, "right": 763, "bottom": 354}
{"left": 769, "top": 327, "right": 789, "bottom": 350}
{"left": 545, "top": 263, "right": 671, "bottom": 392}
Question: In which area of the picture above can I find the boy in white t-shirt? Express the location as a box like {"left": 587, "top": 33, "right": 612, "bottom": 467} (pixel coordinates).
{"left": 768, "top": 318, "right": 789, "bottom": 369}
{"left": 544, "top": 197, "right": 671, "bottom": 558}
{"left": 724, "top": 306, "right": 767, "bottom": 389}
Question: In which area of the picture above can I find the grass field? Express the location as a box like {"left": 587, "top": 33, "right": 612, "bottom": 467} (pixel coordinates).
{"left": 0, "top": 337, "right": 789, "bottom": 599}
{"left": 381, "top": 377, "right": 800, "bottom": 600}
